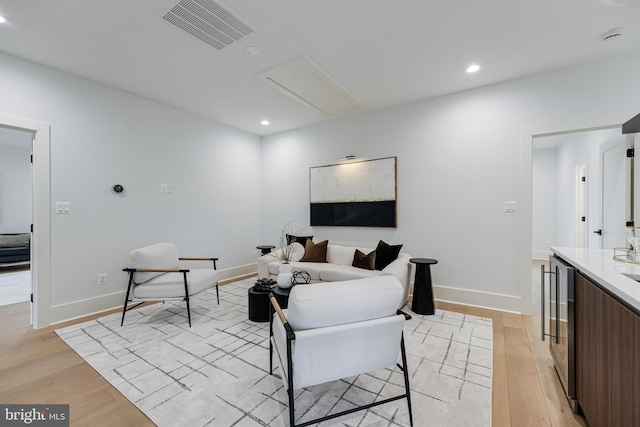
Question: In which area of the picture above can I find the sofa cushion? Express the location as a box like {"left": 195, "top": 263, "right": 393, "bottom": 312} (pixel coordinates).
{"left": 288, "top": 262, "right": 323, "bottom": 281}
{"left": 352, "top": 249, "right": 376, "bottom": 270}
{"left": 130, "top": 242, "right": 179, "bottom": 284}
{"left": 375, "top": 240, "right": 403, "bottom": 270}
{"left": 319, "top": 265, "right": 382, "bottom": 282}
{"left": 133, "top": 269, "right": 218, "bottom": 299}
{"left": 286, "top": 276, "right": 403, "bottom": 330}
{"left": 300, "top": 240, "right": 328, "bottom": 262}
{"left": 326, "top": 245, "right": 357, "bottom": 266}
{"left": 267, "top": 262, "right": 323, "bottom": 281}
{"left": 0, "top": 233, "right": 30, "bottom": 248}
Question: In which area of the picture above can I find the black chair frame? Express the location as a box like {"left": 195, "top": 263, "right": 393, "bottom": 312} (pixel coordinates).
{"left": 268, "top": 293, "right": 414, "bottom": 427}
{"left": 121, "top": 257, "right": 218, "bottom": 327}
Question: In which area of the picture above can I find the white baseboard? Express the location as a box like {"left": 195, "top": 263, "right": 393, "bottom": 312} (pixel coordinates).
{"left": 46, "top": 263, "right": 258, "bottom": 327}
{"left": 432, "top": 285, "right": 522, "bottom": 314}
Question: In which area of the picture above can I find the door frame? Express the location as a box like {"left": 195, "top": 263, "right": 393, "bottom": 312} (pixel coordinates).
{"left": 0, "top": 114, "right": 51, "bottom": 328}
{"left": 574, "top": 162, "right": 587, "bottom": 248}
{"left": 520, "top": 118, "right": 624, "bottom": 315}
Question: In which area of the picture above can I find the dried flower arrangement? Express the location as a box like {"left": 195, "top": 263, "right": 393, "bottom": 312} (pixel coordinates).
{"left": 274, "top": 221, "right": 305, "bottom": 264}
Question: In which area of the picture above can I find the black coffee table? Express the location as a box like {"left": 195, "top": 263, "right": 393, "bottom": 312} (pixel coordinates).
{"left": 248, "top": 286, "right": 271, "bottom": 322}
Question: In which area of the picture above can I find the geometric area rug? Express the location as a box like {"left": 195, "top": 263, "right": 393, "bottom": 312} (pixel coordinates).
{"left": 56, "top": 278, "right": 492, "bottom": 426}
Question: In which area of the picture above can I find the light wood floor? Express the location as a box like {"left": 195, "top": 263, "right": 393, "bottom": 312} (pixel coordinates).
{"left": 0, "top": 271, "right": 587, "bottom": 427}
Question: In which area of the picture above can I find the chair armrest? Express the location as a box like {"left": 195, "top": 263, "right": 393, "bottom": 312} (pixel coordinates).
{"left": 179, "top": 257, "right": 218, "bottom": 269}
{"left": 123, "top": 267, "right": 189, "bottom": 273}
{"left": 269, "top": 292, "right": 295, "bottom": 340}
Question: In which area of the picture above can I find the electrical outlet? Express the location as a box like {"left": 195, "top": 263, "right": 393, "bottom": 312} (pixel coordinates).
{"left": 97, "top": 273, "right": 107, "bottom": 286}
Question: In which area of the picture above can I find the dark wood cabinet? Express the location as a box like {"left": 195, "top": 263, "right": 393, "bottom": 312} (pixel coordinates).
{"left": 610, "top": 298, "right": 635, "bottom": 427}
{"left": 635, "top": 315, "right": 640, "bottom": 427}
{"left": 575, "top": 272, "right": 639, "bottom": 427}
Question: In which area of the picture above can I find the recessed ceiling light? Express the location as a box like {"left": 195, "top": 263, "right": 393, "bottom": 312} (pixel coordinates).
{"left": 0, "top": 15, "right": 7, "bottom": 24}
{"left": 466, "top": 64, "right": 480, "bottom": 73}
{"left": 261, "top": 120, "right": 270, "bottom": 126}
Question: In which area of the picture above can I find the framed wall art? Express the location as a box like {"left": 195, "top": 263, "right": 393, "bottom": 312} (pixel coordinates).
{"left": 309, "top": 156, "right": 397, "bottom": 227}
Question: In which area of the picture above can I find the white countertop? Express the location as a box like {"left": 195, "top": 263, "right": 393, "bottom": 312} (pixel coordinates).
{"left": 551, "top": 247, "right": 640, "bottom": 313}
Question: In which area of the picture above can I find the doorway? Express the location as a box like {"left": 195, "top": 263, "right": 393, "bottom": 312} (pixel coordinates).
{"left": 0, "top": 114, "right": 51, "bottom": 328}
{"left": 0, "top": 127, "right": 33, "bottom": 308}
{"left": 532, "top": 127, "right": 622, "bottom": 256}
{"left": 527, "top": 125, "right": 622, "bottom": 317}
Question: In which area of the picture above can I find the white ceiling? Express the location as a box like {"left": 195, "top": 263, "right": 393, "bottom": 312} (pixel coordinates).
{"left": 0, "top": 0, "right": 639, "bottom": 136}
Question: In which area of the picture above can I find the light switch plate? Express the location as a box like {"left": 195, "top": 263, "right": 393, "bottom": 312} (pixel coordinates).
{"left": 504, "top": 201, "right": 517, "bottom": 213}
{"left": 56, "top": 202, "right": 71, "bottom": 214}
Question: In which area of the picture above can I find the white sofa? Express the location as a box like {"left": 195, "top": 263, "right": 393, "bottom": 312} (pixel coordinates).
{"left": 257, "top": 243, "right": 412, "bottom": 306}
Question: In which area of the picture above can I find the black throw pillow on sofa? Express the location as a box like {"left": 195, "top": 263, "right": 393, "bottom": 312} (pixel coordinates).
{"left": 286, "top": 234, "right": 313, "bottom": 246}
{"left": 374, "top": 240, "right": 402, "bottom": 270}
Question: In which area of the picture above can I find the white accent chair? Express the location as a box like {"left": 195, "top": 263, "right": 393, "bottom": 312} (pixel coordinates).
{"left": 121, "top": 242, "right": 219, "bottom": 327}
{"left": 269, "top": 276, "right": 413, "bottom": 427}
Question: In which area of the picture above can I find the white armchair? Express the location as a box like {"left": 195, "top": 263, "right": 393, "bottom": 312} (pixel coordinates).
{"left": 269, "top": 276, "right": 413, "bottom": 427}
{"left": 121, "top": 242, "right": 219, "bottom": 327}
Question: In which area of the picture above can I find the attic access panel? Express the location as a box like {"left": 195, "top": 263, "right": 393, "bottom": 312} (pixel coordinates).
{"left": 309, "top": 157, "right": 397, "bottom": 227}
{"left": 258, "top": 57, "right": 365, "bottom": 116}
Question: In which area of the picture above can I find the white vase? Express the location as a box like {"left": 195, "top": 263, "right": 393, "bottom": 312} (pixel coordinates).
{"left": 277, "top": 263, "right": 293, "bottom": 288}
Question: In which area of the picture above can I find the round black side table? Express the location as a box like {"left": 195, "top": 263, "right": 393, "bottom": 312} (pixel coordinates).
{"left": 257, "top": 245, "right": 275, "bottom": 255}
{"left": 273, "top": 285, "right": 293, "bottom": 309}
{"left": 248, "top": 287, "right": 270, "bottom": 322}
{"left": 410, "top": 258, "right": 438, "bottom": 315}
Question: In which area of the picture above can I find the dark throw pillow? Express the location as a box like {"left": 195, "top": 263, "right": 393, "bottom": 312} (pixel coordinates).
{"left": 286, "top": 234, "right": 314, "bottom": 246}
{"left": 374, "top": 240, "right": 403, "bottom": 270}
{"left": 300, "top": 240, "right": 328, "bottom": 262}
{"left": 352, "top": 249, "right": 376, "bottom": 270}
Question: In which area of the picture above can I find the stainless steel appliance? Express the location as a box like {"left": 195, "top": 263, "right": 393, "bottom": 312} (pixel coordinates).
{"left": 541, "top": 254, "right": 578, "bottom": 412}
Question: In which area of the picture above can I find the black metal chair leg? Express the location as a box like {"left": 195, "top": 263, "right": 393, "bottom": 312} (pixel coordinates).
{"left": 400, "top": 333, "right": 414, "bottom": 426}
{"left": 269, "top": 303, "right": 274, "bottom": 374}
{"left": 120, "top": 271, "right": 135, "bottom": 326}
{"left": 215, "top": 283, "right": 219, "bottom": 304}
{"left": 186, "top": 297, "right": 192, "bottom": 327}
{"left": 287, "top": 334, "right": 295, "bottom": 427}
{"left": 183, "top": 271, "right": 192, "bottom": 327}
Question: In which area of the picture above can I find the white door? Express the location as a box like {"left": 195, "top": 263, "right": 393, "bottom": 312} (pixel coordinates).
{"left": 600, "top": 136, "right": 628, "bottom": 249}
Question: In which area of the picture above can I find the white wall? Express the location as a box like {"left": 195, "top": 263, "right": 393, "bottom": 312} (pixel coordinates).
{"left": 0, "top": 52, "right": 262, "bottom": 320}
{"left": 0, "top": 144, "right": 32, "bottom": 233}
{"left": 261, "top": 51, "right": 640, "bottom": 313}
{"left": 532, "top": 147, "right": 557, "bottom": 258}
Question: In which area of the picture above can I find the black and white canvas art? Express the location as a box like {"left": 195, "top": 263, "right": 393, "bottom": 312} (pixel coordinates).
{"left": 309, "top": 156, "right": 397, "bottom": 227}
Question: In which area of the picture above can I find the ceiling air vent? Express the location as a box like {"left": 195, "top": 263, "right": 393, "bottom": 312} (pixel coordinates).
{"left": 163, "top": 0, "right": 255, "bottom": 50}
{"left": 257, "top": 57, "right": 365, "bottom": 116}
